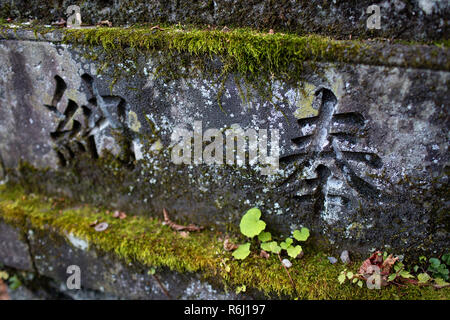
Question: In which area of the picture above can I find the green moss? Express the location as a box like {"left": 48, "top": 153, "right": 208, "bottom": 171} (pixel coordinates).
{"left": 55, "top": 25, "right": 449, "bottom": 113}
{"left": 0, "top": 24, "right": 447, "bottom": 110}
{"left": 0, "top": 184, "right": 448, "bottom": 300}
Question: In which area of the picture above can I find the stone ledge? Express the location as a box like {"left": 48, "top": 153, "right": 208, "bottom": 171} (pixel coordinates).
{"left": 0, "top": 26, "right": 448, "bottom": 72}
{"left": 0, "top": 185, "right": 448, "bottom": 300}
{"left": 0, "top": 0, "right": 449, "bottom": 41}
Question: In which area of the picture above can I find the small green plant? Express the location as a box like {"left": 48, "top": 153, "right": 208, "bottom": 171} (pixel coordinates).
{"left": 239, "top": 208, "right": 266, "bottom": 238}
{"left": 387, "top": 261, "right": 414, "bottom": 282}
{"left": 338, "top": 269, "right": 364, "bottom": 288}
{"left": 232, "top": 243, "right": 251, "bottom": 260}
{"left": 338, "top": 251, "right": 450, "bottom": 290}
{"left": 417, "top": 272, "right": 431, "bottom": 284}
{"left": 8, "top": 275, "right": 21, "bottom": 290}
{"left": 235, "top": 284, "right": 246, "bottom": 294}
{"left": 413, "top": 253, "right": 450, "bottom": 285}
{"left": 427, "top": 256, "right": 449, "bottom": 281}
{"left": 0, "top": 270, "right": 8, "bottom": 280}
{"left": 232, "top": 207, "right": 310, "bottom": 260}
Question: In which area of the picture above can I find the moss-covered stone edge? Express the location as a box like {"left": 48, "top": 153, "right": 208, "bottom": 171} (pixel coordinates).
{"left": 0, "top": 184, "right": 448, "bottom": 300}
{"left": 1, "top": 24, "right": 448, "bottom": 115}
{"left": 0, "top": 1, "right": 448, "bottom": 42}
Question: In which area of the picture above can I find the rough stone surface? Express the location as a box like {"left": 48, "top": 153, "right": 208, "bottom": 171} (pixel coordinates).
{"left": 0, "top": 32, "right": 448, "bottom": 258}
{"left": 327, "top": 257, "right": 338, "bottom": 264}
{"left": 340, "top": 250, "right": 351, "bottom": 264}
{"left": 0, "top": 221, "right": 240, "bottom": 299}
{"left": 0, "top": 221, "right": 33, "bottom": 271}
{"left": 0, "top": 0, "right": 449, "bottom": 41}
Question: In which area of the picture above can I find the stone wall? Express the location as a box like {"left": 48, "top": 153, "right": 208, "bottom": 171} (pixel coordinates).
{"left": 1, "top": 0, "right": 449, "bottom": 40}
{"left": 0, "top": 28, "right": 448, "bottom": 258}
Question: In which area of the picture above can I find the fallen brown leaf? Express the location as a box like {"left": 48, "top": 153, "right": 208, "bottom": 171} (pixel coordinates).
{"left": 260, "top": 250, "right": 270, "bottom": 259}
{"left": 89, "top": 219, "right": 98, "bottom": 227}
{"left": 163, "top": 209, "right": 204, "bottom": 232}
{"left": 296, "top": 250, "right": 304, "bottom": 259}
{"left": 223, "top": 237, "right": 238, "bottom": 252}
{"left": 0, "top": 279, "right": 10, "bottom": 300}
{"left": 178, "top": 231, "right": 189, "bottom": 238}
{"left": 150, "top": 25, "right": 164, "bottom": 31}
{"left": 381, "top": 254, "right": 398, "bottom": 274}
{"left": 52, "top": 18, "right": 66, "bottom": 27}
{"left": 358, "top": 251, "right": 383, "bottom": 275}
{"left": 97, "top": 20, "right": 112, "bottom": 27}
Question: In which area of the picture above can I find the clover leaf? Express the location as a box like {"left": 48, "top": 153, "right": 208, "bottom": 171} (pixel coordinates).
{"left": 338, "top": 272, "right": 346, "bottom": 284}
{"left": 260, "top": 241, "right": 281, "bottom": 254}
{"left": 280, "top": 238, "right": 293, "bottom": 250}
{"left": 293, "top": 227, "right": 310, "bottom": 242}
{"left": 258, "top": 231, "right": 272, "bottom": 242}
{"left": 442, "top": 253, "right": 450, "bottom": 265}
{"left": 286, "top": 245, "right": 302, "bottom": 258}
{"left": 240, "top": 208, "right": 266, "bottom": 238}
{"left": 232, "top": 243, "right": 251, "bottom": 260}
{"left": 429, "top": 258, "right": 441, "bottom": 268}
{"left": 417, "top": 273, "right": 431, "bottom": 284}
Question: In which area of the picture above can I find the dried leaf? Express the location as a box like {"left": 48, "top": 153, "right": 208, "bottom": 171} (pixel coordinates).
{"left": 150, "top": 25, "right": 164, "bottom": 31}
{"left": 119, "top": 212, "right": 127, "bottom": 219}
{"left": 296, "top": 250, "right": 304, "bottom": 260}
{"left": 94, "top": 222, "right": 108, "bottom": 232}
{"left": 89, "top": 219, "right": 98, "bottom": 227}
{"left": 163, "top": 209, "right": 204, "bottom": 232}
{"left": 178, "top": 231, "right": 189, "bottom": 238}
{"left": 259, "top": 250, "right": 270, "bottom": 259}
{"left": 52, "top": 18, "right": 66, "bottom": 27}
{"left": 97, "top": 20, "right": 112, "bottom": 27}
{"left": 223, "top": 237, "right": 238, "bottom": 252}
{"left": 381, "top": 254, "right": 398, "bottom": 274}
{"left": 0, "top": 279, "right": 10, "bottom": 300}
{"left": 358, "top": 251, "right": 383, "bottom": 275}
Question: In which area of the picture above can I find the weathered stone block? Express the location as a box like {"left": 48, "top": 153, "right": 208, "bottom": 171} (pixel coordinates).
{"left": 0, "top": 28, "right": 448, "bottom": 259}
{"left": 26, "top": 228, "right": 237, "bottom": 299}
{"left": 0, "top": 221, "right": 33, "bottom": 271}
{"left": 0, "top": 0, "right": 449, "bottom": 41}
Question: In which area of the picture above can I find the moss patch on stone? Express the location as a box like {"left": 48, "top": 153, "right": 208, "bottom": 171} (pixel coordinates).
{"left": 58, "top": 25, "right": 450, "bottom": 113}
{"left": 0, "top": 184, "right": 448, "bottom": 299}
{"left": 62, "top": 25, "right": 449, "bottom": 73}
{"left": 0, "top": 24, "right": 448, "bottom": 110}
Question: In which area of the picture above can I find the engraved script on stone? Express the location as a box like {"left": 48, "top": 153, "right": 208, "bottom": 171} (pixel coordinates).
{"left": 44, "top": 74, "right": 135, "bottom": 166}
{"left": 280, "top": 88, "right": 384, "bottom": 223}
